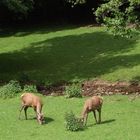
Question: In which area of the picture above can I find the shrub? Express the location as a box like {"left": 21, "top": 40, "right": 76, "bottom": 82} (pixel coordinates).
{"left": 64, "top": 111, "right": 84, "bottom": 131}
{"left": 0, "top": 80, "right": 22, "bottom": 99}
{"left": 64, "top": 84, "right": 82, "bottom": 98}
{"left": 23, "top": 84, "right": 38, "bottom": 93}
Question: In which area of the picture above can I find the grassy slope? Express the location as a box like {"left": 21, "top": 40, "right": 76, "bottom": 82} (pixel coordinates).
{"left": 0, "top": 95, "right": 140, "bottom": 140}
{"left": 0, "top": 25, "right": 140, "bottom": 84}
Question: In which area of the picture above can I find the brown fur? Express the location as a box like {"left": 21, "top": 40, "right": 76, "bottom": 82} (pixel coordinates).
{"left": 19, "top": 93, "right": 44, "bottom": 124}
{"left": 81, "top": 96, "right": 103, "bottom": 125}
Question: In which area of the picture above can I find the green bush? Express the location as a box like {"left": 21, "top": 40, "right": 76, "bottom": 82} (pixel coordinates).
{"left": 0, "top": 80, "right": 22, "bottom": 99}
{"left": 23, "top": 84, "right": 38, "bottom": 93}
{"left": 64, "top": 84, "right": 82, "bottom": 98}
{"left": 64, "top": 111, "right": 84, "bottom": 131}
{"left": 95, "top": 0, "right": 140, "bottom": 38}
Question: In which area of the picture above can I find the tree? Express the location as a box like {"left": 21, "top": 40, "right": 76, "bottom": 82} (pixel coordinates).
{"left": 95, "top": 0, "right": 140, "bottom": 37}
{"left": 0, "top": 0, "right": 34, "bottom": 19}
{"left": 65, "top": 0, "right": 86, "bottom": 7}
{"left": 68, "top": 0, "right": 140, "bottom": 37}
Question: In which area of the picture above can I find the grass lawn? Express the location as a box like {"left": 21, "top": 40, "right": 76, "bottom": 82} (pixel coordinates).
{"left": 0, "top": 95, "right": 140, "bottom": 140}
{"left": 0, "top": 25, "right": 140, "bottom": 84}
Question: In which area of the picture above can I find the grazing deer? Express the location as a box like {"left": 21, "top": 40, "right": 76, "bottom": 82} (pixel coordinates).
{"left": 81, "top": 96, "right": 103, "bottom": 126}
{"left": 19, "top": 93, "right": 45, "bottom": 124}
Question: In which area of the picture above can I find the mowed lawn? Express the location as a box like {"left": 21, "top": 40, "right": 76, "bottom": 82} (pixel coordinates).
{"left": 0, "top": 95, "right": 140, "bottom": 140}
{"left": 0, "top": 25, "right": 140, "bottom": 84}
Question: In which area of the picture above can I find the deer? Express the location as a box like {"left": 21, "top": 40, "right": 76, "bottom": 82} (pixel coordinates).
{"left": 81, "top": 96, "right": 103, "bottom": 126}
{"left": 19, "top": 93, "right": 45, "bottom": 124}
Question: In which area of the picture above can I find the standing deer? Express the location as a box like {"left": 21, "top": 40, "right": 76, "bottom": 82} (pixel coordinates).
{"left": 81, "top": 96, "right": 103, "bottom": 126}
{"left": 19, "top": 93, "right": 45, "bottom": 124}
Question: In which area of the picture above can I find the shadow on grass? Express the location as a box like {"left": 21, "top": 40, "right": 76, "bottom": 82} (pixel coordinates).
{"left": 0, "top": 24, "right": 81, "bottom": 37}
{"left": 44, "top": 117, "right": 54, "bottom": 124}
{"left": 20, "top": 116, "right": 54, "bottom": 125}
{"left": 87, "top": 119, "right": 116, "bottom": 127}
{"left": 100, "top": 119, "right": 116, "bottom": 124}
{"left": 0, "top": 30, "right": 139, "bottom": 83}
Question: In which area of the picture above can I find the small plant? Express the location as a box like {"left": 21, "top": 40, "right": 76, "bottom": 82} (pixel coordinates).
{"left": 0, "top": 80, "right": 22, "bottom": 99}
{"left": 64, "top": 111, "right": 84, "bottom": 131}
{"left": 23, "top": 84, "right": 38, "bottom": 93}
{"left": 64, "top": 84, "right": 82, "bottom": 98}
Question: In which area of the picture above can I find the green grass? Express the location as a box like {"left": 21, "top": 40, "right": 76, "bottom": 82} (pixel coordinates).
{"left": 0, "top": 95, "right": 140, "bottom": 140}
{"left": 0, "top": 25, "right": 140, "bottom": 84}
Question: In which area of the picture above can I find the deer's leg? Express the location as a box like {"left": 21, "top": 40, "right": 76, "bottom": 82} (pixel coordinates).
{"left": 19, "top": 105, "right": 25, "bottom": 119}
{"left": 97, "top": 108, "right": 101, "bottom": 124}
{"left": 93, "top": 110, "right": 98, "bottom": 124}
{"left": 33, "top": 107, "right": 37, "bottom": 119}
{"left": 34, "top": 107, "right": 42, "bottom": 124}
{"left": 24, "top": 106, "right": 28, "bottom": 120}
{"left": 83, "top": 113, "right": 88, "bottom": 126}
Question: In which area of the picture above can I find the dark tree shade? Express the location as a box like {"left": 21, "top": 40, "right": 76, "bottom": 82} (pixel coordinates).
{"left": 0, "top": 0, "right": 101, "bottom": 24}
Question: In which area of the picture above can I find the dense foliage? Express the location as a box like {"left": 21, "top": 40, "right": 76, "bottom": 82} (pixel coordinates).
{"left": 0, "top": 80, "right": 22, "bottom": 99}
{"left": 0, "top": 0, "right": 34, "bottom": 18}
{"left": 0, "top": 0, "right": 139, "bottom": 36}
{"left": 0, "top": 0, "right": 99, "bottom": 23}
{"left": 64, "top": 111, "right": 84, "bottom": 131}
{"left": 64, "top": 84, "right": 82, "bottom": 98}
{"left": 0, "top": 79, "right": 38, "bottom": 99}
{"left": 95, "top": 0, "right": 140, "bottom": 37}
{"left": 65, "top": 0, "right": 86, "bottom": 7}
{"left": 23, "top": 84, "right": 38, "bottom": 93}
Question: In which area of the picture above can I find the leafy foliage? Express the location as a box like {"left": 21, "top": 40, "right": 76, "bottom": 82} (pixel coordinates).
{"left": 0, "top": 0, "right": 34, "bottom": 18}
{"left": 95, "top": 0, "right": 140, "bottom": 37}
{"left": 23, "top": 84, "right": 38, "bottom": 93}
{"left": 64, "top": 84, "right": 82, "bottom": 98}
{"left": 0, "top": 80, "right": 22, "bottom": 99}
{"left": 64, "top": 111, "right": 84, "bottom": 131}
{"left": 65, "top": 0, "right": 86, "bottom": 7}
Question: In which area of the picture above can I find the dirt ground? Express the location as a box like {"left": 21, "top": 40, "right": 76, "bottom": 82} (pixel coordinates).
{"left": 37, "top": 79, "right": 140, "bottom": 96}
{"left": 82, "top": 79, "right": 140, "bottom": 96}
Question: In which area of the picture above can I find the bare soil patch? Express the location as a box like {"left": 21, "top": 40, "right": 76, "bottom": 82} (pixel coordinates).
{"left": 82, "top": 79, "right": 140, "bottom": 96}
{"left": 37, "top": 79, "right": 140, "bottom": 96}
